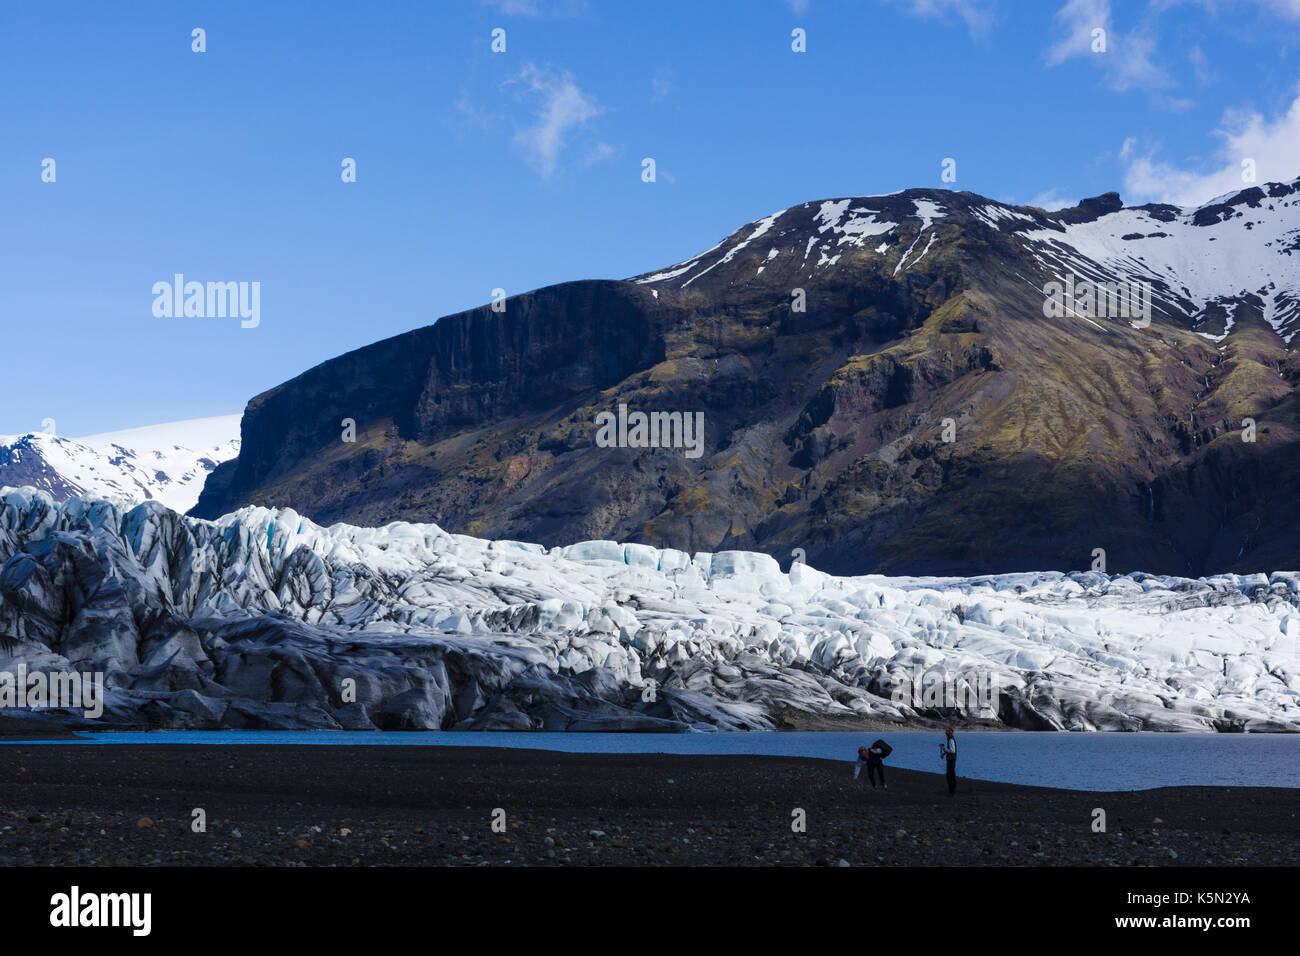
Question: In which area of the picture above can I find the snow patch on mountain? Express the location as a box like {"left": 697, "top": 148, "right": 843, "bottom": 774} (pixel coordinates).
{"left": 973, "top": 203, "right": 1036, "bottom": 228}
{"left": 912, "top": 198, "right": 945, "bottom": 230}
{"left": 681, "top": 211, "right": 783, "bottom": 288}
{"left": 1023, "top": 184, "right": 1300, "bottom": 341}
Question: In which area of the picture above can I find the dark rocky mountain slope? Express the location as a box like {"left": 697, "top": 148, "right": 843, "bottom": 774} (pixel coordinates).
{"left": 193, "top": 182, "right": 1300, "bottom": 576}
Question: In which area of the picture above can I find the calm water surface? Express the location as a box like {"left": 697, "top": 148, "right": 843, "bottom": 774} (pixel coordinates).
{"left": 4, "top": 729, "right": 1297, "bottom": 791}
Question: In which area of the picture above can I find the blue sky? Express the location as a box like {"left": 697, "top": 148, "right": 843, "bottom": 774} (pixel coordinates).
{"left": 2, "top": 0, "right": 1298, "bottom": 434}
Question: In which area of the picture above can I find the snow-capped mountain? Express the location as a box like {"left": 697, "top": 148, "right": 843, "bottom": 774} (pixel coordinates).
{"left": 0, "top": 416, "right": 240, "bottom": 514}
{"left": 635, "top": 179, "right": 1300, "bottom": 342}
{"left": 1, "top": 486, "right": 1297, "bottom": 732}
{"left": 192, "top": 179, "right": 1300, "bottom": 579}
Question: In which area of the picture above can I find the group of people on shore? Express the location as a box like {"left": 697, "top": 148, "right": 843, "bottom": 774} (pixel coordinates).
{"left": 853, "top": 727, "right": 958, "bottom": 795}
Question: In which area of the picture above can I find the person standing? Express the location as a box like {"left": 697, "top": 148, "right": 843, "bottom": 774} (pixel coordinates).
{"left": 940, "top": 727, "right": 957, "bottom": 795}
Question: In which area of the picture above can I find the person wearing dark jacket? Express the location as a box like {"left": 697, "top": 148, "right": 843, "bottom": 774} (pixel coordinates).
{"left": 853, "top": 744, "right": 887, "bottom": 789}
{"left": 940, "top": 727, "right": 957, "bottom": 795}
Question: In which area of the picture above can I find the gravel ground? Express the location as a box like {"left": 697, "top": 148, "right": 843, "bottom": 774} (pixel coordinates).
{"left": 0, "top": 744, "right": 1296, "bottom": 866}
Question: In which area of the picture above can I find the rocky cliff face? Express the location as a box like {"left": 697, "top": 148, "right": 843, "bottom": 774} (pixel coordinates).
{"left": 193, "top": 182, "right": 1300, "bottom": 577}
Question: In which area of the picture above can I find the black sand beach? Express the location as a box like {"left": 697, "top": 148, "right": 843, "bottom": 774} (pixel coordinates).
{"left": 0, "top": 743, "right": 1296, "bottom": 867}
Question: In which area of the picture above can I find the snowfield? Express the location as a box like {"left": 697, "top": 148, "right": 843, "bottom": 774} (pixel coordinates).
{"left": 0, "top": 486, "right": 1297, "bottom": 733}
{"left": 0, "top": 416, "right": 240, "bottom": 514}
{"left": 1021, "top": 187, "right": 1300, "bottom": 342}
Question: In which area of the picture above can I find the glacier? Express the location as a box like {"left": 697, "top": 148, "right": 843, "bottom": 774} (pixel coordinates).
{"left": 0, "top": 485, "right": 1297, "bottom": 733}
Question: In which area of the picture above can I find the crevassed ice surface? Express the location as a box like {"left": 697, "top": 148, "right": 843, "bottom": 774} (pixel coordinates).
{"left": 0, "top": 486, "right": 1297, "bottom": 733}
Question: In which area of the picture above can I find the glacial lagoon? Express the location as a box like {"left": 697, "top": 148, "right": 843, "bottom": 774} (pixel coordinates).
{"left": 5, "top": 729, "right": 1297, "bottom": 791}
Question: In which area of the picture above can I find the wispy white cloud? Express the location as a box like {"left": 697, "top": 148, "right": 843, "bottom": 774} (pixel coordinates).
{"left": 1155, "top": 0, "right": 1300, "bottom": 21}
{"left": 1049, "top": 0, "right": 1300, "bottom": 103}
{"left": 454, "top": 91, "right": 498, "bottom": 134}
{"left": 1188, "top": 45, "right": 1214, "bottom": 85}
{"left": 477, "top": 0, "right": 587, "bottom": 16}
{"left": 1026, "top": 189, "right": 1078, "bottom": 211}
{"left": 1121, "top": 87, "right": 1300, "bottom": 206}
{"left": 585, "top": 142, "right": 617, "bottom": 167}
{"left": 1258, "top": 0, "right": 1300, "bottom": 16}
{"left": 507, "top": 64, "right": 604, "bottom": 178}
{"left": 884, "top": 0, "right": 998, "bottom": 37}
{"left": 1045, "top": 0, "right": 1109, "bottom": 65}
{"left": 1045, "top": 0, "right": 1178, "bottom": 96}
{"left": 651, "top": 67, "right": 674, "bottom": 103}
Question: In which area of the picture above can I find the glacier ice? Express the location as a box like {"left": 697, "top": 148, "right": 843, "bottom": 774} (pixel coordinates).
{"left": 0, "top": 485, "right": 1297, "bottom": 733}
